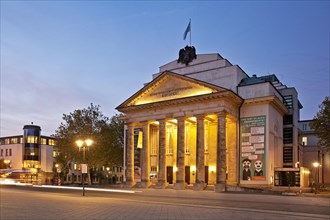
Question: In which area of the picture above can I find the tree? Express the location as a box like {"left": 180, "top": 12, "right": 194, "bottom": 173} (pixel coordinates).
{"left": 310, "top": 96, "right": 330, "bottom": 150}
{"left": 54, "top": 103, "right": 124, "bottom": 185}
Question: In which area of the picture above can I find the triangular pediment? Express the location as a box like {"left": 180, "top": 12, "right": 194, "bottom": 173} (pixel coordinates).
{"left": 117, "top": 71, "right": 227, "bottom": 109}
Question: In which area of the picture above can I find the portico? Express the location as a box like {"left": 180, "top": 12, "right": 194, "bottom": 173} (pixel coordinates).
{"left": 117, "top": 71, "right": 242, "bottom": 191}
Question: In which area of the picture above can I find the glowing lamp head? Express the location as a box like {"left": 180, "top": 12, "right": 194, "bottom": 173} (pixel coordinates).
{"left": 313, "top": 162, "right": 320, "bottom": 167}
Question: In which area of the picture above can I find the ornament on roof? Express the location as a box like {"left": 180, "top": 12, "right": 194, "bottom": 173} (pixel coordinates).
{"left": 177, "top": 45, "right": 197, "bottom": 66}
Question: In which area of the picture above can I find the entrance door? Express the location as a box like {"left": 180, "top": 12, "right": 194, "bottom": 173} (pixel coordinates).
{"left": 185, "top": 166, "right": 190, "bottom": 184}
{"left": 167, "top": 166, "right": 173, "bottom": 184}
{"left": 205, "top": 166, "right": 209, "bottom": 185}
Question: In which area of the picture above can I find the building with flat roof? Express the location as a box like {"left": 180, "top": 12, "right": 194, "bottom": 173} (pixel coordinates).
{"left": 0, "top": 124, "right": 56, "bottom": 184}
{"left": 116, "top": 49, "right": 328, "bottom": 191}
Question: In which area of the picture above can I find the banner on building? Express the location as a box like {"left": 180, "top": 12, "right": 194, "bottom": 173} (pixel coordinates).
{"left": 240, "top": 116, "right": 266, "bottom": 181}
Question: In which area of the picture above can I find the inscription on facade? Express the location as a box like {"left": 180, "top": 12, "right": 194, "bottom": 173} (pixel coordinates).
{"left": 149, "top": 86, "right": 193, "bottom": 98}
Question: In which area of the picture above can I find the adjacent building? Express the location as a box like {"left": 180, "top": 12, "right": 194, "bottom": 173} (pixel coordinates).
{"left": 0, "top": 124, "right": 56, "bottom": 184}
{"left": 116, "top": 50, "right": 329, "bottom": 191}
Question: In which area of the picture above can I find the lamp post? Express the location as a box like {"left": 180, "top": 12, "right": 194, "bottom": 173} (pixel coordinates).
{"left": 312, "top": 161, "right": 320, "bottom": 193}
{"left": 76, "top": 139, "right": 93, "bottom": 196}
{"left": 106, "top": 167, "right": 110, "bottom": 184}
{"left": 55, "top": 164, "right": 61, "bottom": 185}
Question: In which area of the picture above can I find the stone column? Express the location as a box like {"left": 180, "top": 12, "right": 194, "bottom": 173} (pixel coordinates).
{"left": 215, "top": 111, "right": 227, "bottom": 192}
{"left": 125, "top": 122, "right": 136, "bottom": 187}
{"left": 174, "top": 117, "right": 185, "bottom": 190}
{"left": 156, "top": 119, "right": 167, "bottom": 188}
{"left": 194, "top": 115, "right": 206, "bottom": 190}
{"left": 140, "top": 121, "right": 151, "bottom": 188}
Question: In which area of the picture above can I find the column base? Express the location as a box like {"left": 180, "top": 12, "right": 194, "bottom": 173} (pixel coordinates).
{"left": 137, "top": 181, "right": 152, "bottom": 188}
{"left": 193, "top": 182, "right": 207, "bottom": 191}
{"left": 214, "top": 183, "right": 227, "bottom": 193}
{"left": 155, "top": 181, "right": 168, "bottom": 189}
{"left": 174, "top": 182, "right": 186, "bottom": 190}
{"left": 124, "top": 181, "right": 136, "bottom": 188}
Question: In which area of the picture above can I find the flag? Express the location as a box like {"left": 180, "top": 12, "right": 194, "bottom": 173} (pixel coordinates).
{"left": 183, "top": 21, "right": 191, "bottom": 40}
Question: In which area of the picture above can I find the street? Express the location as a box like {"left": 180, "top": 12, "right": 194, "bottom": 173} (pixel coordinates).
{"left": 0, "top": 185, "right": 329, "bottom": 220}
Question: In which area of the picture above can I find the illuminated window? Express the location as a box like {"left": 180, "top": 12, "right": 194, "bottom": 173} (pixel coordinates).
{"left": 20, "top": 137, "right": 23, "bottom": 143}
{"left": 11, "top": 138, "right": 18, "bottom": 144}
{"left": 5, "top": 139, "right": 10, "bottom": 145}
{"left": 49, "top": 139, "right": 55, "bottom": 146}
{"left": 302, "top": 137, "right": 307, "bottom": 146}
{"left": 204, "top": 121, "right": 209, "bottom": 153}
{"left": 53, "top": 150, "right": 57, "bottom": 157}
{"left": 150, "top": 126, "right": 158, "bottom": 156}
{"left": 74, "top": 164, "right": 78, "bottom": 170}
{"left": 167, "top": 125, "right": 174, "bottom": 154}
{"left": 184, "top": 123, "right": 190, "bottom": 154}
{"left": 27, "top": 136, "right": 38, "bottom": 144}
{"left": 42, "top": 138, "right": 47, "bottom": 145}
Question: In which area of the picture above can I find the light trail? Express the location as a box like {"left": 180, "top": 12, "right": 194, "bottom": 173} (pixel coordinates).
{"left": 32, "top": 184, "right": 140, "bottom": 194}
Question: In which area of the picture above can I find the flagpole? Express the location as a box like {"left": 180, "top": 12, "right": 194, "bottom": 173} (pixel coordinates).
{"left": 189, "top": 18, "right": 191, "bottom": 46}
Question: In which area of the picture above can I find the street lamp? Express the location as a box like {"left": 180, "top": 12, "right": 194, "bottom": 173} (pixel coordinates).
{"left": 76, "top": 139, "right": 93, "bottom": 196}
{"left": 55, "top": 164, "right": 61, "bottom": 185}
{"left": 106, "top": 167, "right": 110, "bottom": 184}
{"left": 313, "top": 161, "right": 320, "bottom": 192}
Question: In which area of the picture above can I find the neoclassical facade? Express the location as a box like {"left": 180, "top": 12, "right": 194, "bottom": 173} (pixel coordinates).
{"left": 117, "top": 53, "right": 308, "bottom": 191}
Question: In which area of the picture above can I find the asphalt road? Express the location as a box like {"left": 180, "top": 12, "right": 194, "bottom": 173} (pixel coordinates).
{"left": 0, "top": 185, "right": 329, "bottom": 220}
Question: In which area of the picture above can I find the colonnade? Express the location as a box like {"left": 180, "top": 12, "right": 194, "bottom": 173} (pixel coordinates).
{"left": 125, "top": 111, "right": 236, "bottom": 191}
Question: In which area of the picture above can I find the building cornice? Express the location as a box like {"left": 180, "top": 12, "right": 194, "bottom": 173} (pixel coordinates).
{"left": 242, "top": 95, "right": 288, "bottom": 116}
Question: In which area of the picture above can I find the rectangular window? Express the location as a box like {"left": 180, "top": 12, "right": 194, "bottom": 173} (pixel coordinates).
{"left": 150, "top": 126, "right": 158, "bottom": 156}
{"left": 184, "top": 124, "right": 190, "bottom": 154}
{"left": 302, "top": 137, "right": 307, "bottom": 146}
{"left": 5, "top": 139, "right": 10, "bottom": 145}
{"left": 283, "top": 147, "right": 293, "bottom": 163}
{"left": 42, "top": 138, "right": 47, "bottom": 145}
{"left": 302, "top": 124, "right": 307, "bottom": 131}
{"left": 11, "top": 138, "right": 18, "bottom": 144}
{"left": 9, "top": 149, "right": 12, "bottom": 156}
{"left": 283, "top": 128, "right": 293, "bottom": 144}
{"left": 204, "top": 121, "right": 209, "bottom": 153}
{"left": 27, "top": 136, "right": 38, "bottom": 144}
{"left": 283, "top": 115, "right": 293, "bottom": 125}
{"left": 283, "top": 95, "right": 293, "bottom": 109}
{"left": 49, "top": 139, "right": 55, "bottom": 146}
{"left": 53, "top": 150, "right": 57, "bottom": 157}
{"left": 167, "top": 125, "right": 174, "bottom": 154}
{"left": 0, "top": 149, "right": 3, "bottom": 156}
{"left": 6, "top": 149, "right": 8, "bottom": 156}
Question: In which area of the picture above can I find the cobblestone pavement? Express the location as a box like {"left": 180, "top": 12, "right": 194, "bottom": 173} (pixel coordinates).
{"left": 1, "top": 186, "right": 329, "bottom": 220}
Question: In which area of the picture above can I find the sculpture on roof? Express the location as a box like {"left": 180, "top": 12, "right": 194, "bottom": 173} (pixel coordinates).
{"left": 177, "top": 45, "right": 197, "bottom": 65}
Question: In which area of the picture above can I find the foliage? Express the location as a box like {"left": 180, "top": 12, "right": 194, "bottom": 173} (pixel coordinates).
{"left": 310, "top": 97, "right": 330, "bottom": 150}
{"left": 53, "top": 103, "right": 124, "bottom": 183}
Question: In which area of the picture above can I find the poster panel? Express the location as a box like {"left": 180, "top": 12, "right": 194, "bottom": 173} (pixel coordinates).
{"left": 240, "top": 116, "right": 266, "bottom": 181}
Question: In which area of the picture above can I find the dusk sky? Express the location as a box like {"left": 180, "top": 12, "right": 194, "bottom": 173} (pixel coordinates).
{"left": 1, "top": 1, "right": 329, "bottom": 137}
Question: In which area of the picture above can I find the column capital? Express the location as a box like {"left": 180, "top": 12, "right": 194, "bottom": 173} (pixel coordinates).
{"left": 216, "top": 110, "right": 227, "bottom": 117}
{"left": 195, "top": 114, "right": 206, "bottom": 120}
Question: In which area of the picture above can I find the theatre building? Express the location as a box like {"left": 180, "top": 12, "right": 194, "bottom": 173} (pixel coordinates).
{"left": 116, "top": 49, "right": 315, "bottom": 191}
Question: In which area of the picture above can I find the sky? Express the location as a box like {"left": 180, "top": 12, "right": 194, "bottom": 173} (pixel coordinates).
{"left": 1, "top": 1, "right": 329, "bottom": 137}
